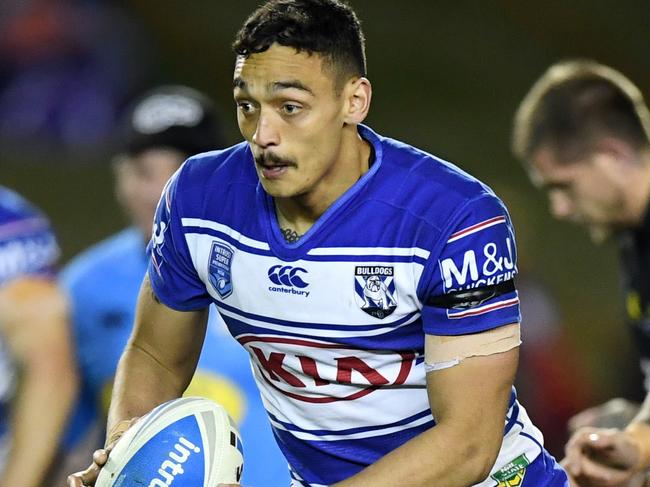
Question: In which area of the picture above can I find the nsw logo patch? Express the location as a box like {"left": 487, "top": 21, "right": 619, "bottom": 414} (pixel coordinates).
{"left": 491, "top": 454, "right": 529, "bottom": 487}
{"left": 208, "top": 241, "right": 234, "bottom": 299}
{"left": 354, "top": 266, "right": 398, "bottom": 319}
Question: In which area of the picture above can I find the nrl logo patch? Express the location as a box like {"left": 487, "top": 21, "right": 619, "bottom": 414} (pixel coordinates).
{"left": 491, "top": 453, "right": 529, "bottom": 487}
{"left": 208, "top": 241, "right": 234, "bottom": 299}
{"left": 354, "top": 266, "right": 398, "bottom": 319}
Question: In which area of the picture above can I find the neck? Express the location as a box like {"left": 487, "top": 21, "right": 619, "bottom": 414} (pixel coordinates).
{"left": 275, "top": 127, "right": 372, "bottom": 235}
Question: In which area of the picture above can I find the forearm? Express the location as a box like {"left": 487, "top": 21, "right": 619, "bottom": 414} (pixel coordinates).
{"left": 333, "top": 421, "right": 499, "bottom": 487}
{"left": 107, "top": 341, "right": 193, "bottom": 440}
{"left": 106, "top": 278, "right": 207, "bottom": 442}
{"left": 1, "top": 355, "right": 78, "bottom": 487}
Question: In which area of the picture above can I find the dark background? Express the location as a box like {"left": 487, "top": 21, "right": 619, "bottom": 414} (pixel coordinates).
{"left": 3, "top": 0, "right": 648, "bottom": 408}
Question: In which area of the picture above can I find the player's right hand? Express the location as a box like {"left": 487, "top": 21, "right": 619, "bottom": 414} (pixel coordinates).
{"left": 67, "top": 447, "right": 112, "bottom": 487}
{"left": 67, "top": 417, "right": 139, "bottom": 486}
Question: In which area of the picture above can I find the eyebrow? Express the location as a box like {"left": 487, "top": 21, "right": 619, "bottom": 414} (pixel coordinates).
{"left": 233, "top": 77, "right": 314, "bottom": 96}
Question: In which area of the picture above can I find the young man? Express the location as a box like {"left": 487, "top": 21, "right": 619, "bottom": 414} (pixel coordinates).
{"left": 0, "top": 186, "right": 78, "bottom": 486}
{"left": 62, "top": 85, "right": 289, "bottom": 486}
{"left": 513, "top": 60, "right": 650, "bottom": 486}
{"left": 70, "top": 1, "right": 567, "bottom": 486}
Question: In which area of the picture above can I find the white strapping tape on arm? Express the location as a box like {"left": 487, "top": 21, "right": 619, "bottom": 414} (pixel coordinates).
{"left": 424, "top": 323, "right": 521, "bottom": 372}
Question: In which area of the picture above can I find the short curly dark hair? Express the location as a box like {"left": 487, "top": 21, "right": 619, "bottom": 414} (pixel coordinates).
{"left": 232, "top": 0, "right": 366, "bottom": 91}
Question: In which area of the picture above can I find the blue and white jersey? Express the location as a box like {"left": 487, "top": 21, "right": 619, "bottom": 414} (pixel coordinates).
{"left": 148, "top": 125, "right": 545, "bottom": 487}
{"left": 0, "top": 186, "right": 60, "bottom": 470}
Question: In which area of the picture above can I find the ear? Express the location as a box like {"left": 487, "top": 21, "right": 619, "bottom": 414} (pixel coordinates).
{"left": 342, "top": 77, "right": 372, "bottom": 125}
{"left": 591, "top": 137, "right": 640, "bottom": 186}
{"left": 593, "top": 136, "right": 639, "bottom": 166}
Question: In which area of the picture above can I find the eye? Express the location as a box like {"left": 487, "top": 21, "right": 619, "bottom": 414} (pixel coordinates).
{"left": 237, "top": 101, "right": 255, "bottom": 114}
{"left": 281, "top": 103, "right": 302, "bottom": 115}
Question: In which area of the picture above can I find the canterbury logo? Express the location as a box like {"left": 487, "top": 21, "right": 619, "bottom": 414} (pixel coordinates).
{"left": 268, "top": 265, "right": 309, "bottom": 288}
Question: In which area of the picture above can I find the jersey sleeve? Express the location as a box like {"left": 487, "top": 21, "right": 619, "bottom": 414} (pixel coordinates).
{"left": 147, "top": 166, "right": 212, "bottom": 311}
{"left": 419, "top": 193, "right": 520, "bottom": 335}
{"left": 0, "top": 204, "right": 60, "bottom": 286}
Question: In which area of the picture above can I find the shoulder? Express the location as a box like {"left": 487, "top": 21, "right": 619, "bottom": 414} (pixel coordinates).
{"left": 164, "top": 142, "right": 258, "bottom": 220}
{"left": 177, "top": 142, "right": 255, "bottom": 189}
{"left": 61, "top": 228, "right": 142, "bottom": 290}
{"left": 0, "top": 185, "right": 52, "bottom": 231}
{"left": 366, "top": 127, "right": 504, "bottom": 229}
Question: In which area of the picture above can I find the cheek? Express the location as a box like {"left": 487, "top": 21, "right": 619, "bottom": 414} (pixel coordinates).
{"left": 237, "top": 114, "right": 253, "bottom": 139}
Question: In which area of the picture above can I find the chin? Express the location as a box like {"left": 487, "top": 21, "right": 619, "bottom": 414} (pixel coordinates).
{"left": 259, "top": 179, "right": 298, "bottom": 199}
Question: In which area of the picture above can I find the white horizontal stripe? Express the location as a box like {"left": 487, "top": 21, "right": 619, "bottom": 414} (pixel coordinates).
{"left": 220, "top": 308, "right": 420, "bottom": 338}
{"left": 447, "top": 296, "right": 519, "bottom": 319}
{"left": 307, "top": 246, "right": 430, "bottom": 259}
{"left": 271, "top": 414, "right": 432, "bottom": 442}
{"left": 181, "top": 218, "right": 270, "bottom": 250}
{"left": 446, "top": 216, "right": 506, "bottom": 243}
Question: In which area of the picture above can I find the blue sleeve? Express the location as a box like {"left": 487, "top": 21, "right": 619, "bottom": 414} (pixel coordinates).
{"left": 419, "top": 194, "right": 520, "bottom": 335}
{"left": 0, "top": 213, "right": 60, "bottom": 286}
{"left": 147, "top": 166, "right": 212, "bottom": 311}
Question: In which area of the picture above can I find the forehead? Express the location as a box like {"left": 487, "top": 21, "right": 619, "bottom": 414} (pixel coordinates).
{"left": 529, "top": 146, "right": 583, "bottom": 186}
{"left": 233, "top": 44, "right": 333, "bottom": 94}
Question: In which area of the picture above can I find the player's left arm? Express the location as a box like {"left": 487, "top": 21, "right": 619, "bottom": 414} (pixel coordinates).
{"left": 333, "top": 325, "right": 519, "bottom": 487}
{"left": 0, "top": 277, "right": 79, "bottom": 487}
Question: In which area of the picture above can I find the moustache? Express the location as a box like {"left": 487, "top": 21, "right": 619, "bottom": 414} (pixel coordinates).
{"left": 254, "top": 152, "right": 296, "bottom": 167}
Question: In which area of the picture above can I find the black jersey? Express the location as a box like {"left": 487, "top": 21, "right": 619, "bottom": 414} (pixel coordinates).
{"left": 619, "top": 209, "right": 650, "bottom": 360}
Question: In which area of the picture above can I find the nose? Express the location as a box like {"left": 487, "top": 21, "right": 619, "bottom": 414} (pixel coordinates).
{"left": 252, "top": 111, "right": 279, "bottom": 149}
{"left": 548, "top": 190, "right": 574, "bottom": 220}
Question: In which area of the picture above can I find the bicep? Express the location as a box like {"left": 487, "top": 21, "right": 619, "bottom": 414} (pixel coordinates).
{"left": 128, "top": 274, "right": 209, "bottom": 381}
{"left": 425, "top": 329, "right": 519, "bottom": 428}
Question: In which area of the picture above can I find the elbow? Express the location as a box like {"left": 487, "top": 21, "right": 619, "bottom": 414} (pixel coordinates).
{"left": 462, "top": 437, "right": 501, "bottom": 484}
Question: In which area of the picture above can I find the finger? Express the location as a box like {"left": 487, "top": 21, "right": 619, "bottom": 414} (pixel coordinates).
{"left": 579, "top": 454, "right": 634, "bottom": 487}
{"left": 67, "top": 473, "right": 84, "bottom": 487}
{"left": 565, "top": 429, "right": 598, "bottom": 473}
{"left": 92, "top": 448, "right": 110, "bottom": 466}
{"left": 561, "top": 456, "right": 582, "bottom": 479}
{"left": 585, "top": 430, "right": 619, "bottom": 451}
{"left": 566, "top": 428, "right": 618, "bottom": 460}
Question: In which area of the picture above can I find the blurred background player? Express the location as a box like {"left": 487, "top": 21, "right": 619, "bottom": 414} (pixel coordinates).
{"left": 513, "top": 60, "right": 650, "bottom": 486}
{"left": 61, "top": 85, "right": 289, "bottom": 486}
{"left": 0, "top": 186, "right": 78, "bottom": 486}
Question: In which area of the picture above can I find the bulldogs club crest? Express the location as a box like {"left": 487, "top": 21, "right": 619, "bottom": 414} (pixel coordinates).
{"left": 208, "top": 241, "right": 234, "bottom": 299}
{"left": 354, "top": 266, "right": 398, "bottom": 319}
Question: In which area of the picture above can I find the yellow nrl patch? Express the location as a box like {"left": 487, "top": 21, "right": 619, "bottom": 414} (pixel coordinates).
{"left": 491, "top": 454, "right": 529, "bottom": 486}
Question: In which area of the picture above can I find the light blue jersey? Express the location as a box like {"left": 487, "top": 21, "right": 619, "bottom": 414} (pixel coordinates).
{"left": 61, "top": 227, "right": 289, "bottom": 486}
{"left": 148, "top": 125, "right": 566, "bottom": 486}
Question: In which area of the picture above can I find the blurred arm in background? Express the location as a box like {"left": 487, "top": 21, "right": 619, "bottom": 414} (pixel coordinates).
{"left": 0, "top": 186, "right": 78, "bottom": 487}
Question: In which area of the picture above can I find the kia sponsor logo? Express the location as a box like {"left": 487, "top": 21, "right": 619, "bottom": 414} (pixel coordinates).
{"left": 239, "top": 336, "right": 415, "bottom": 403}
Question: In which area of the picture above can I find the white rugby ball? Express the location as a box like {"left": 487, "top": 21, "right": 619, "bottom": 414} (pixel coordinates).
{"left": 96, "top": 397, "right": 244, "bottom": 487}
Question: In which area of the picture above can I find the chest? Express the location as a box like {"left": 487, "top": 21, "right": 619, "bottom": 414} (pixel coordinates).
{"left": 189, "top": 234, "right": 429, "bottom": 326}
